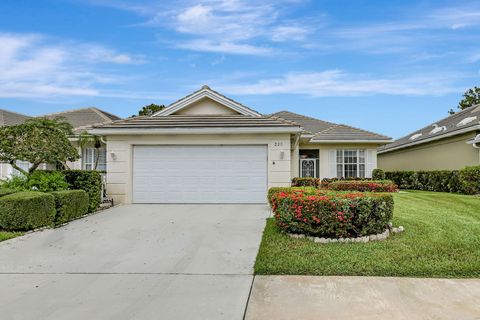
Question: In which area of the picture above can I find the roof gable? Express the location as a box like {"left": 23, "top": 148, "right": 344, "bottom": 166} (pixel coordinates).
{"left": 154, "top": 85, "right": 262, "bottom": 117}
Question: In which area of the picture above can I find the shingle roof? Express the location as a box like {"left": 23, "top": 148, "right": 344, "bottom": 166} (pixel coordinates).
{"left": 41, "top": 107, "right": 121, "bottom": 133}
{"left": 272, "top": 111, "right": 391, "bottom": 142}
{"left": 379, "top": 104, "right": 480, "bottom": 153}
{"left": 0, "top": 109, "right": 31, "bottom": 126}
{"left": 92, "top": 115, "right": 300, "bottom": 130}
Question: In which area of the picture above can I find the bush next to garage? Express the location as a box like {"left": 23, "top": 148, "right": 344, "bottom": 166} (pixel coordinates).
{"left": 270, "top": 189, "right": 394, "bottom": 238}
{"left": 326, "top": 180, "right": 398, "bottom": 193}
{"left": 385, "top": 170, "right": 464, "bottom": 193}
{"left": 51, "top": 190, "right": 89, "bottom": 225}
{"left": 0, "top": 191, "right": 56, "bottom": 231}
{"left": 63, "top": 170, "right": 102, "bottom": 212}
{"left": 291, "top": 177, "right": 320, "bottom": 187}
{"left": 268, "top": 187, "right": 317, "bottom": 205}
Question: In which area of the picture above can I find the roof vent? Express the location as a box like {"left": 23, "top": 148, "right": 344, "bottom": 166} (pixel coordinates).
{"left": 430, "top": 124, "right": 447, "bottom": 135}
{"left": 456, "top": 116, "right": 477, "bottom": 127}
{"left": 409, "top": 133, "right": 422, "bottom": 140}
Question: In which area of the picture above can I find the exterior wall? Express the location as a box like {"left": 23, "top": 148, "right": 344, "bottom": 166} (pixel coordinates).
{"left": 66, "top": 141, "right": 82, "bottom": 170}
{"left": 298, "top": 143, "right": 382, "bottom": 179}
{"left": 378, "top": 132, "right": 480, "bottom": 171}
{"left": 0, "top": 162, "right": 13, "bottom": 180}
{"left": 174, "top": 98, "right": 240, "bottom": 115}
{"left": 105, "top": 133, "right": 292, "bottom": 204}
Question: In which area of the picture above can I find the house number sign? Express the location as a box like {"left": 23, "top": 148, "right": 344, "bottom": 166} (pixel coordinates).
{"left": 274, "top": 141, "right": 284, "bottom": 147}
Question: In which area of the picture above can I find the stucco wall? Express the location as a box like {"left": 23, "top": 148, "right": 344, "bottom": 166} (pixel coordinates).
{"left": 105, "top": 133, "right": 292, "bottom": 204}
{"left": 378, "top": 132, "right": 480, "bottom": 171}
{"left": 174, "top": 98, "right": 240, "bottom": 115}
{"left": 298, "top": 143, "right": 382, "bottom": 179}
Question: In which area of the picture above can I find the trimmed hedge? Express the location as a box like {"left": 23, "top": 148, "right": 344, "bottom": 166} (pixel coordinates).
{"left": 64, "top": 170, "right": 102, "bottom": 212}
{"left": 0, "top": 191, "right": 55, "bottom": 231}
{"left": 372, "top": 168, "right": 386, "bottom": 180}
{"left": 385, "top": 170, "right": 463, "bottom": 193}
{"left": 326, "top": 180, "right": 398, "bottom": 192}
{"left": 0, "top": 189, "right": 16, "bottom": 197}
{"left": 320, "top": 177, "right": 372, "bottom": 188}
{"left": 292, "top": 177, "right": 320, "bottom": 187}
{"left": 459, "top": 166, "right": 480, "bottom": 195}
{"left": 271, "top": 189, "right": 394, "bottom": 238}
{"left": 51, "top": 190, "right": 89, "bottom": 225}
{"left": 268, "top": 187, "right": 317, "bottom": 205}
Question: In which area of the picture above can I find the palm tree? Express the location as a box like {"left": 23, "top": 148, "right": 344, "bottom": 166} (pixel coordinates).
{"left": 78, "top": 131, "right": 103, "bottom": 170}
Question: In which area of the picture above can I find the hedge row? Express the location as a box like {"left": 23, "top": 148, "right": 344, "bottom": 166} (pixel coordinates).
{"left": 268, "top": 187, "right": 317, "bottom": 205}
{"left": 292, "top": 177, "right": 320, "bottom": 187}
{"left": 64, "top": 170, "right": 102, "bottom": 213}
{"left": 270, "top": 189, "right": 394, "bottom": 238}
{"left": 326, "top": 180, "right": 398, "bottom": 193}
{"left": 0, "top": 190, "right": 89, "bottom": 231}
{"left": 385, "top": 166, "right": 480, "bottom": 194}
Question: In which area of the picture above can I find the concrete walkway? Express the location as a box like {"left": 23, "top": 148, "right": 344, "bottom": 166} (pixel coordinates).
{"left": 246, "top": 276, "right": 480, "bottom": 320}
{"left": 0, "top": 204, "right": 269, "bottom": 320}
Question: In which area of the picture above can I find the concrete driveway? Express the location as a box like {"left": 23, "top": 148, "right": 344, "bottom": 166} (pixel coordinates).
{"left": 0, "top": 204, "right": 269, "bottom": 320}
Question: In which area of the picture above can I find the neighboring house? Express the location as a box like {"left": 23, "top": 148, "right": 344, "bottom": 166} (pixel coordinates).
{"left": 0, "top": 109, "right": 32, "bottom": 179}
{"left": 42, "top": 107, "right": 121, "bottom": 171}
{"left": 89, "top": 86, "right": 391, "bottom": 204}
{"left": 0, "top": 107, "right": 120, "bottom": 180}
{"left": 378, "top": 104, "right": 480, "bottom": 171}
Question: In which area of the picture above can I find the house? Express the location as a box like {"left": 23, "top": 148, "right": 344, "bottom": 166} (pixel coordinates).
{"left": 0, "top": 107, "right": 120, "bottom": 180}
{"left": 89, "top": 86, "right": 391, "bottom": 204}
{"left": 378, "top": 104, "right": 480, "bottom": 171}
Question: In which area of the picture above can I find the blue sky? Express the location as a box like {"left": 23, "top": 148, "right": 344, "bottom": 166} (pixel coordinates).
{"left": 0, "top": 0, "right": 479, "bottom": 138}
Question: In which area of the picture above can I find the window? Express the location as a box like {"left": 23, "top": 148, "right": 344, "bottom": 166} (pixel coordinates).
{"left": 83, "top": 148, "right": 106, "bottom": 171}
{"left": 336, "top": 149, "right": 365, "bottom": 178}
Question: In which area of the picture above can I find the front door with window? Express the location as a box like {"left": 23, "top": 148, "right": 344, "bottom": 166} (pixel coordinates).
{"left": 300, "top": 149, "right": 319, "bottom": 178}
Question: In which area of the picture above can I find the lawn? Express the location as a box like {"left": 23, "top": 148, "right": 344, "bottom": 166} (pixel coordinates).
{"left": 255, "top": 191, "right": 480, "bottom": 278}
{"left": 0, "top": 231, "right": 23, "bottom": 242}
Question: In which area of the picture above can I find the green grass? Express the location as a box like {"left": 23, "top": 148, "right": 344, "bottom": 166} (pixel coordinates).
{"left": 0, "top": 231, "right": 23, "bottom": 242}
{"left": 255, "top": 191, "right": 480, "bottom": 278}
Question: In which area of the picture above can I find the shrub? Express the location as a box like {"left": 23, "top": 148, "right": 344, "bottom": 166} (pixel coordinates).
{"left": 271, "top": 189, "right": 394, "bottom": 238}
{"left": 26, "top": 171, "right": 69, "bottom": 192}
{"left": 268, "top": 187, "right": 317, "bottom": 205}
{"left": 372, "top": 168, "right": 386, "bottom": 180}
{"left": 51, "top": 190, "right": 89, "bottom": 225}
{"left": 327, "top": 180, "right": 398, "bottom": 192}
{"left": 1, "top": 171, "right": 69, "bottom": 192}
{"left": 0, "top": 191, "right": 55, "bottom": 231}
{"left": 385, "top": 170, "right": 463, "bottom": 193}
{"left": 292, "top": 177, "right": 320, "bottom": 187}
{"left": 459, "top": 165, "right": 480, "bottom": 195}
{"left": 320, "top": 177, "right": 372, "bottom": 188}
{"left": 63, "top": 170, "right": 102, "bottom": 212}
{"left": 0, "top": 189, "right": 16, "bottom": 197}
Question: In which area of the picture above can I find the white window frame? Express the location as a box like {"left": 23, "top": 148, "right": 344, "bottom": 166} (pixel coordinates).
{"left": 83, "top": 148, "right": 106, "bottom": 171}
{"left": 336, "top": 149, "right": 365, "bottom": 178}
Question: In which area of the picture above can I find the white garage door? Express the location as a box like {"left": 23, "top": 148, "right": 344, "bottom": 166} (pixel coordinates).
{"left": 133, "top": 145, "right": 267, "bottom": 203}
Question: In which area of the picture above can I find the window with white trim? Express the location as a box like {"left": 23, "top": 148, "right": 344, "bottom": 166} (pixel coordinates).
{"left": 336, "top": 149, "right": 365, "bottom": 178}
{"left": 83, "top": 148, "right": 106, "bottom": 171}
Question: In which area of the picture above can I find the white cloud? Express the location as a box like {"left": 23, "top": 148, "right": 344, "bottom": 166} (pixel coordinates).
{"left": 176, "top": 39, "right": 270, "bottom": 55}
{"left": 217, "top": 70, "right": 462, "bottom": 96}
{"left": 271, "top": 26, "right": 310, "bottom": 42}
{"left": 0, "top": 33, "right": 144, "bottom": 99}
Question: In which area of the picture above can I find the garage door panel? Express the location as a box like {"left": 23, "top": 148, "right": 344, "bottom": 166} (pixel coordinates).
{"left": 133, "top": 145, "right": 267, "bottom": 203}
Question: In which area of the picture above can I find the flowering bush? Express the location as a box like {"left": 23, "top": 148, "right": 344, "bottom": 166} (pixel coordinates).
{"left": 270, "top": 189, "right": 394, "bottom": 238}
{"left": 292, "top": 177, "right": 320, "bottom": 187}
{"left": 326, "top": 180, "right": 398, "bottom": 192}
{"left": 320, "top": 177, "right": 372, "bottom": 188}
{"left": 268, "top": 187, "right": 317, "bottom": 205}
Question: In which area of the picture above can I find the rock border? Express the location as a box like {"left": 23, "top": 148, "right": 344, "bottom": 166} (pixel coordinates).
{"left": 287, "top": 225, "right": 404, "bottom": 244}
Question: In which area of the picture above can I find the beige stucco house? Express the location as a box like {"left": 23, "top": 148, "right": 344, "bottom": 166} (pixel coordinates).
{"left": 378, "top": 105, "right": 480, "bottom": 171}
{"left": 90, "top": 86, "right": 391, "bottom": 204}
{"left": 0, "top": 107, "right": 120, "bottom": 180}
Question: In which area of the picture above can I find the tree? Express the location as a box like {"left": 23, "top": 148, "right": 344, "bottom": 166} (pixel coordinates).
{"left": 450, "top": 86, "right": 480, "bottom": 114}
{"left": 0, "top": 118, "right": 79, "bottom": 175}
{"left": 78, "top": 131, "right": 103, "bottom": 170}
{"left": 133, "top": 103, "right": 165, "bottom": 117}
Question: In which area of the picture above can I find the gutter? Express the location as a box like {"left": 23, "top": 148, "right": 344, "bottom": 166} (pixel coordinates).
{"left": 88, "top": 127, "right": 303, "bottom": 135}
{"left": 378, "top": 125, "right": 480, "bottom": 154}
{"left": 308, "top": 139, "right": 392, "bottom": 144}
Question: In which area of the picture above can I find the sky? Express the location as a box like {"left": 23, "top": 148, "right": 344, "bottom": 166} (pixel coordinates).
{"left": 0, "top": 0, "right": 479, "bottom": 139}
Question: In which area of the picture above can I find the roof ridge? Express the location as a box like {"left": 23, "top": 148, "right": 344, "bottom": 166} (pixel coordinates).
{"left": 89, "top": 107, "right": 118, "bottom": 123}
{"left": 39, "top": 107, "right": 99, "bottom": 118}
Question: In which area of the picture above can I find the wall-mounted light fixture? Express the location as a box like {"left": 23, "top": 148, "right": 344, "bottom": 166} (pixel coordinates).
{"left": 280, "top": 151, "right": 285, "bottom": 160}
